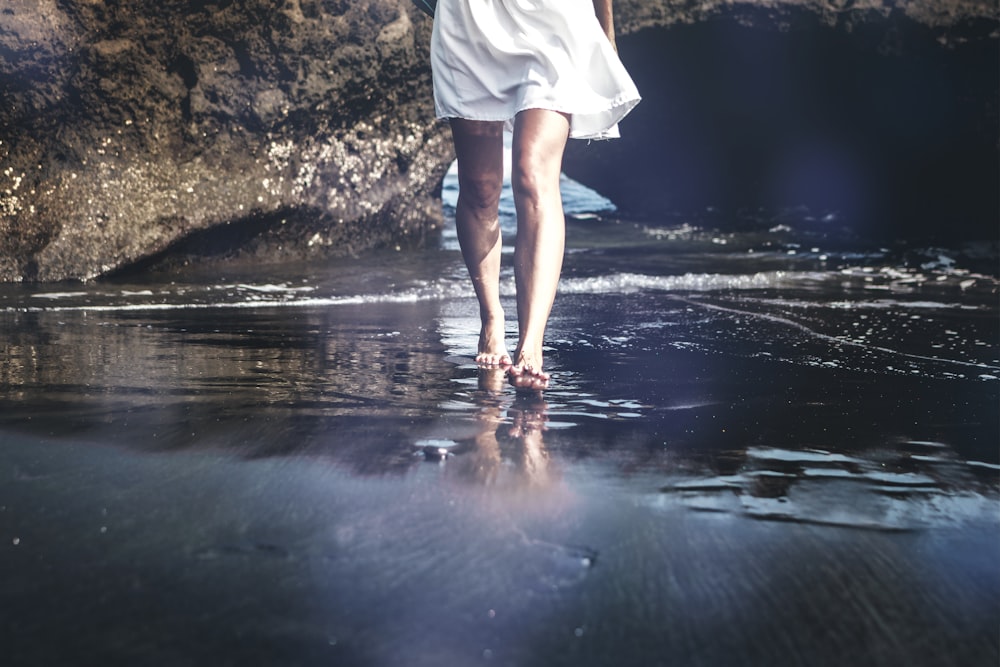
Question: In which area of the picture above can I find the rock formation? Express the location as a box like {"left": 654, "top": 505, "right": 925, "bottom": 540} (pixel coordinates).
{"left": 566, "top": 0, "right": 1000, "bottom": 241}
{"left": 1, "top": 0, "right": 449, "bottom": 282}
{"left": 1, "top": 0, "right": 996, "bottom": 282}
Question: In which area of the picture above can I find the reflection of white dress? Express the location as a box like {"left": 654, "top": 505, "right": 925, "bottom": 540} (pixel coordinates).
{"left": 430, "top": 0, "right": 641, "bottom": 140}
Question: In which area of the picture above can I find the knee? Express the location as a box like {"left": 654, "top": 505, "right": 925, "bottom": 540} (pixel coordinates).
{"left": 458, "top": 172, "right": 502, "bottom": 215}
{"left": 511, "top": 157, "right": 558, "bottom": 211}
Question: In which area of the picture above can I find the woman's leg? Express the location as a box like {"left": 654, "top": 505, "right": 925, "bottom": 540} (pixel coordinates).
{"left": 449, "top": 118, "right": 510, "bottom": 366}
{"left": 509, "top": 109, "right": 571, "bottom": 390}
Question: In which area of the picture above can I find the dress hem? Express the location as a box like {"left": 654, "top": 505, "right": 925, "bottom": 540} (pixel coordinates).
{"left": 434, "top": 95, "right": 641, "bottom": 141}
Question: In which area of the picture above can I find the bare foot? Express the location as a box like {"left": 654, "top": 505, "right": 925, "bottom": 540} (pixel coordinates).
{"left": 475, "top": 316, "right": 511, "bottom": 367}
{"left": 508, "top": 349, "right": 550, "bottom": 391}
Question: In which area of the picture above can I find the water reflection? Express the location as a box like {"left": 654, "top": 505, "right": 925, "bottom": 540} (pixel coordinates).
{"left": 0, "top": 302, "right": 460, "bottom": 464}
{"left": 445, "top": 368, "right": 553, "bottom": 491}
{"left": 659, "top": 440, "right": 1000, "bottom": 531}
{"left": 1, "top": 298, "right": 569, "bottom": 488}
{"left": 1, "top": 273, "right": 996, "bottom": 498}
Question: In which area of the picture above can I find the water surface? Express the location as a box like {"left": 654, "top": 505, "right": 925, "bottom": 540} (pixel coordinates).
{"left": 1, "top": 175, "right": 997, "bottom": 666}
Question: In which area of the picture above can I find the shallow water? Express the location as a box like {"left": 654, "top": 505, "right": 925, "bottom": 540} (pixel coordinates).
{"left": 1, "top": 174, "right": 998, "bottom": 665}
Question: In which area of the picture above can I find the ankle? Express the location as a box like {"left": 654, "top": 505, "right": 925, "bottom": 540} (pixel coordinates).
{"left": 481, "top": 309, "right": 505, "bottom": 328}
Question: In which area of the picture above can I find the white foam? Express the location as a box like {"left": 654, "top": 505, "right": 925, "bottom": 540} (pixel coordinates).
{"left": 235, "top": 283, "right": 316, "bottom": 293}
{"left": 559, "top": 271, "right": 816, "bottom": 294}
{"left": 748, "top": 447, "right": 864, "bottom": 465}
{"left": 5, "top": 280, "right": 474, "bottom": 314}
{"left": 4, "top": 271, "right": 818, "bottom": 314}
{"left": 30, "top": 291, "right": 90, "bottom": 299}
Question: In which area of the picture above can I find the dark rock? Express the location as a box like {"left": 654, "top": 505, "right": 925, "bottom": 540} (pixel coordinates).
{"left": 565, "top": 2, "right": 999, "bottom": 241}
{"left": 0, "top": 0, "right": 996, "bottom": 282}
{"left": 0, "top": 0, "right": 450, "bottom": 282}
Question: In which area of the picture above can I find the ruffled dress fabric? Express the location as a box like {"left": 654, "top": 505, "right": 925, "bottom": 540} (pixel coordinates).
{"left": 430, "top": 0, "right": 641, "bottom": 140}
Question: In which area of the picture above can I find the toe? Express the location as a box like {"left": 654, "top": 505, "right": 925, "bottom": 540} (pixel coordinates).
{"left": 476, "top": 351, "right": 512, "bottom": 368}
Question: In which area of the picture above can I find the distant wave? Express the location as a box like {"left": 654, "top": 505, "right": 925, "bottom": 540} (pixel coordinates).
{"left": 5, "top": 270, "right": 848, "bottom": 313}
{"left": 6, "top": 268, "right": 996, "bottom": 315}
{"left": 559, "top": 271, "right": 826, "bottom": 294}
{"left": 7, "top": 280, "right": 473, "bottom": 313}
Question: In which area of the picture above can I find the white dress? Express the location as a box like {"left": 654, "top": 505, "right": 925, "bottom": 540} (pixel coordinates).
{"left": 430, "top": 0, "right": 641, "bottom": 140}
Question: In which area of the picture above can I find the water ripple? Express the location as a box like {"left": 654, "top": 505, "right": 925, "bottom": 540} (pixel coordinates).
{"left": 658, "top": 442, "right": 1000, "bottom": 531}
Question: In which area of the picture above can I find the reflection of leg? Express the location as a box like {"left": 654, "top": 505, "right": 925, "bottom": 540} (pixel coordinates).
{"left": 450, "top": 118, "right": 511, "bottom": 367}
{"left": 509, "top": 396, "right": 549, "bottom": 484}
{"left": 449, "top": 369, "right": 506, "bottom": 485}
{"left": 509, "top": 109, "right": 570, "bottom": 390}
{"left": 478, "top": 366, "right": 507, "bottom": 395}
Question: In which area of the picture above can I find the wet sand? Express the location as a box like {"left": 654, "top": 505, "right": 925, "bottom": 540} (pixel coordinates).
{"left": 2, "top": 426, "right": 997, "bottom": 667}
{"left": 1, "top": 279, "right": 997, "bottom": 666}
